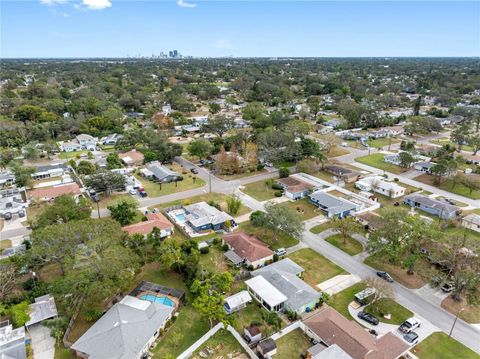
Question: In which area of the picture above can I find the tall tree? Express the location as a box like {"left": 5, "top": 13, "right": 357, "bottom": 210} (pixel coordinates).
{"left": 35, "top": 195, "right": 92, "bottom": 229}
{"left": 85, "top": 170, "right": 126, "bottom": 196}
{"left": 202, "top": 115, "right": 235, "bottom": 138}
{"left": 107, "top": 197, "right": 139, "bottom": 226}
{"left": 330, "top": 216, "right": 363, "bottom": 245}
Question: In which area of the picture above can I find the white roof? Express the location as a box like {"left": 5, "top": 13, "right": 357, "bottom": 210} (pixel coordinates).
{"left": 356, "top": 176, "right": 405, "bottom": 192}
{"left": 245, "top": 275, "right": 287, "bottom": 307}
{"left": 224, "top": 290, "right": 252, "bottom": 309}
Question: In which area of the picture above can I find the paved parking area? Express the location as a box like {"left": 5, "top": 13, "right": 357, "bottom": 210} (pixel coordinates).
{"left": 414, "top": 284, "right": 450, "bottom": 306}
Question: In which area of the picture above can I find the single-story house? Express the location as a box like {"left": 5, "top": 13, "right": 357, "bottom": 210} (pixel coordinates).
{"left": 122, "top": 212, "right": 174, "bottom": 238}
{"left": 413, "top": 161, "right": 436, "bottom": 174}
{"left": 31, "top": 163, "right": 69, "bottom": 180}
{"left": 384, "top": 152, "right": 430, "bottom": 167}
{"left": 222, "top": 232, "right": 274, "bottom": 268}
{"left": 246, "top": 258, "right": 321, "bottom": 314}
{"left": 303, "top": 306, "right": 409, "bottom": 359}
{"left": 257, "top": 338, "right": 277, "bottom": 358}
{"left": 0, "top": 192, "right": 27, "bottom": 218}
{"left": 416, "top": 144, "right": 438, "bottom": 156}
{"left": 307, "top": 343, "right": 353, "bottom": 359}
{"left": 223, "top": 290, "right": 252, "bottom": 314}
{"left": 119, "top": 149, "right": 145, "bottom": 166}
{"left": 59, "top": 134, "right": 98, "bottom": 152}
{"left": 461, "top": 213, "right": 480, "bottom": 233}
{"left": 404, "top": 194, "right": 460, "bottom": 219}
{"left": 324, "top": 165, "right": 362, "bottom": 183}
{"left": 141, "top": 161, "right": 182, "bottom": 183}
{"left": 355, "top": 212, "right": 383, "bottom": 232}
{"left": 355, "top": 176, "right": 406, "bottom": 198}
{"left": 26, "top": 294, "right": 58, "bottom": 327}
{"left": 100, "top": 133, "right": 123, "bottom": 145}
{"left": 0, "top": 170, "right": 15, "bottom": 188}
{"left": 29, "top": 183, "right": 81, "bottom": 201}
{"left": 276, "top": 176, "right": 314, "bottom": 200}
{"left": 71, "top": 295, "right": 174, "bottom": 359}
{"left": 462, "top": 153, "right": 480, "bottom": 165}
{"left": 308, "top": 191, "right": 359, "bottom": 218}
{"left": 0, "top": 324, "right": 26, "bottom": 359}
{"left": 184, "top": 201, "right": 235, "bottom": 232}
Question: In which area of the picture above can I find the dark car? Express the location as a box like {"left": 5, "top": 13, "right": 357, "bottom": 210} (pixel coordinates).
{"left": 190, "top": 168, "right": 199, "bottom": 174}
{"left": 139, "top": 191, "right": 148, "bottom": 198}
{"left": 376, "top": 271, "right": 394, "bottom": 283}
{"left": 357, "top": 311, "right": 379, "bottom": 325}
{"left": 4, "top": 212, "right": 12, "bottom": 220}
{"left": 441, "top": 282, "right": 455, "bottom": 293}
{"left": 403, "top": 331, "right": 419, "bottom": 345}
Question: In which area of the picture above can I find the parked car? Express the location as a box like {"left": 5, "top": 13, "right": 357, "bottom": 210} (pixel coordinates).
{"left": 399, "top": 317, "right": 421, "bottom": 334}
{"left": 129, "top": 189, "right": 137, "bottom": 195}
{"left": 190, "top": 168, "right": 199, "bottom": 174}
{"left": 18, "top": 209, "right": 26, "bottom": 218}
{"left": 274, "top": 248, "right": 287, "bottom": 256}
{"left": 357, "top": 311, "right": 379, "bottom": 326}
{"left": 376, "top": 271, "right": 394, "bottom": 283}
{"left": 403, "top": 331, "right": 419, "bottom": 345}
{"left": 139, "top": 191, "right": 148, "bottom": 198}
{"left": 441, "top": 282, "right": 455, "bottom": 293}
{"left": 4, "top": 212, "right": 12, "bottom": 220}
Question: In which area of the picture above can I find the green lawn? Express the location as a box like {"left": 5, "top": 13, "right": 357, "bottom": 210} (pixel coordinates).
{"left": 242, "top": 179, "right": 278, "bottom": 201}
{"left": 134, "top": 172, "right": 205, "bottom": 198}
{"left": 54, "top": 343, "right": 75, "bottom": 359}
{"left": 58, "top": 150, "right": 89, "bottom": 159}
{"left": 276, "top": 198, "right": 321, "bottom": 220}
{"left": 288, "top": 248, "right": 346, "bottom": 287}
{"left": 368, "top": 138, "right": 400, "bottom": 149}
{"left": 238, "top": 221, "right": 298, "bottom": 250}
{"left": 364, "top": 298, "right": 413, "bottom": 325}
{"left": 310, "top": 222, "right": 334, "bottom": 234}
{"left": 415, "top": 174, "right": 480, "bottom": 200}
{"left": 327, "top": 146, "right": 350, "bottom": 158}
{"left": 275, "top": 329, "right": 311, "bottom": 359}
{"left": 198, "top": 244, "right": 230, "bottom": 274}
{"left": 312, "top": 171, "right": 335, "bottom": 183}
{"left": 328, "top": 282, "right": 366, "bottom": 319}
{"left": 413, "top": 332, "right": 480, "bottom": 359}
{"left": 192, "top": 329, "right": 245, "bottom": 358}
{"left": 356, "top": 153, "right": 407, "bottom": 175}
{"left": 325, "top": 234, "right": 363, "bottom": 256}
{"left": 430, "top": 139, "right": 474, "bottom": 152}
{"left": 231, "top": 303, "right": 284, "bottom": 336}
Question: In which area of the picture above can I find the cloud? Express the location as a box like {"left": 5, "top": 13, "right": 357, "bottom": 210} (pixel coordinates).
{"left": 213, "top": 39, "right": 233, "bottom": 50}
{"left": 40, "top": 0, "right": 67, "bottom": 6}
{"left": 81, "top": 0, "right": 112, "bottom": 10}
{"left": 177, "top": 0, "right": 196, "bottom": 8}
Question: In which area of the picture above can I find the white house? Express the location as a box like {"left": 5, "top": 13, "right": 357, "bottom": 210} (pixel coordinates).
{"left": 223, "top": 291, "right": 252, "bottom": 314}
{"left": 355, "top": 176, "right": 406, "bottom": 198}
{"left": 462, "top": 214, "right": 480, "bottom": 233}
{"left": 59, "top": 134, "right": 98, "bottom": 152}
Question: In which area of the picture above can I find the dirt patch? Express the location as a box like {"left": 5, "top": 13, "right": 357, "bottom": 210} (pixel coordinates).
{"left": 441, "top": 296, "right": 480, "bottom": 323}
{"left": 364, "top": 255, "right": 426, "bottom": 289}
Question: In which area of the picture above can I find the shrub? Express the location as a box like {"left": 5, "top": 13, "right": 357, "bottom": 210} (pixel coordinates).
{"left": 273, "top": 254, "right": 279, "bottom": 262}
{"left": 83, "top": 308, "right": 103, "bottom": 322}
{"left": 394, "top": 177, "right": 399, "bottom": 182}
{"left": 208, "top": 200, "right": 220, "bottom": 210}
{"left": 271, "top": 183, "right": 283, "bottom": 190}
{"left": 257, "top": 163, "right": 265, "bottom": 171}
{"left": 200, "top": 247, "right": 210, "bottom": 254}
{"left": 279, "top": 167, "right": 290, "bottom": 178}
{"left": 274, "top": 190, "right": 283, "bottom": 197}
{"left": 246, "top": 265, "right": 254, "bottom": 271}
{"left": 250, "top": 210, "right": 266, "bottom": 226}
{"left": 212, "top": 237, "right": 221, "bottom": 245}
{"left": 222, "top": 244, "right": 229, "bottom": 252}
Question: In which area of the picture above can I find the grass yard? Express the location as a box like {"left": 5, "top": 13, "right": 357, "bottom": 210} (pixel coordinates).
{"left": 192, "top": 329, "right": 245, "bottom": 358}
{"left": 413, "top": 332, "right": 480, "bottom": 359}
{"left": 368, "top": 138, "right": 400, "bottom": 149}
{"left": 96, "top": 193, "right": 131, "bottom": 209}
{"left": 198, "top": 244, "right": 230, "bottom": 274}
{"left": 356, "top": 153, "right": 408, "bottom": 175}
{"left": 238, "top": 221, "right": 299, "bottom": 250}
{"left": 231, "top": 303, "right": 284, "bottom": 336}
{"left": 327, "top": 146, "right": 350, "bottom": 158}
{"left": 26, "top": 202, "right": 49, "bottom": 222}
{"left": 0, "top": 239, "right": 12, "bottom": 250}
{"left": 58, "top": 150, "right": 89, "bottom": 159}
{"left": 328, "top": 282, "right": 366, "bottom": 319}
{"left": 217, "top": 169, "right": 267, "bottom": 181}
{"left": 242, "top": 179, "right": 278, "bottom": 201}
{"left": 441, "top": 296, "right": 480, "bottom": 323}
{"left": 276, "top": 198, "right": 321, "bottom": 220}
{"left": 310, "top": 221, "right": 334, "bottom": 234}
{"left": 363, "top": 298, "right": 413, "bottom": 325}
{"left": 325, "top": 234, "right": 363, "bottom": 256}
{"left": 134, "top": 173, "right": 205, "bottom": 198}
{"left": 54, "top": 343, "right": 75, "bottom": 359}
{"left": 312, "top": 171, "right": 335, "bottom": 183}
{"left": 415, "top": 174, "right": 480, "bottom": 200}
{"left": 274, "top": 329, "right": 311, "bottom": 359}
{"left": 288, "top": 248, "right": 346, "bottom": 287}
{"left": 430, "top": 138, "right": 475, "bottom": 152}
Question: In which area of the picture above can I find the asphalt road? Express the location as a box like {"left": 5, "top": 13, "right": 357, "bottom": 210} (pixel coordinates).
{"left": 304, "top": 229, "right": 480, "bottom": 354}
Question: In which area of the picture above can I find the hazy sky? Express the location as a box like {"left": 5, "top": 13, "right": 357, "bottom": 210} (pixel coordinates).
{"left": 1, "top": 1, "right": 479, "bottom": 58}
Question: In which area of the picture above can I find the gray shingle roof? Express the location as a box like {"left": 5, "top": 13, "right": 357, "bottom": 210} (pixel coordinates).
{"left": 146, "top": 161, "right": 180, "bottom": 182}
{"left": 309, "top": 191, "right": 357, "bottom": 215}
{"left": 71, "top": 296, "right": 174, "bottom": 359}
{"left": 404, "top": 194, "right": 458, "bottom": 215}
{"left": 184, "top": 201, "right": 233, "bottom": 227}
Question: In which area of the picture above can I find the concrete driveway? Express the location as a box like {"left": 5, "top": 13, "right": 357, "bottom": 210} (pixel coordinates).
{"left": 28, "top": 324, "right": 55, "bottom": 359}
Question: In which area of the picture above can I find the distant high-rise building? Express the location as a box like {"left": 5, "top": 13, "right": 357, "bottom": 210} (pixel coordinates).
{"left": 173, "top": 50, "right": 178, "bottom": 58}
{"left": 169, "top": 51, "right": 174, "bottom": 58}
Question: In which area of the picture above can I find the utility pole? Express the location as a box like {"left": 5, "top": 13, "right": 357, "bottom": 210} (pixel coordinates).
{"left": 209, "top": 172, "right": 212, "bottom": 193}
{"left": 448, "top": 307, "right": 464, "bottom": 338}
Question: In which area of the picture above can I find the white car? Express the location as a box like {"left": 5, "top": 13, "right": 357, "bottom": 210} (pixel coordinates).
{"left": 275, "top": 248, "right": 287, "bottom": 256}
{"left": 399, "top": 317, "right": 421, "bottom": 334}
{"left": 129, "top": 189, "right": 137, "bottom": 195}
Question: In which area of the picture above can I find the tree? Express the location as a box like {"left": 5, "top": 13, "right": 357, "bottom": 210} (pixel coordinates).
{"left": 404, "top": 116, "right": 442, "bottom": 135}
{"left": 430, "top": 159, "right": 457, "bottom": 185}
{"left": 226, "top": 195, "right": 242, "bottom": 216}
{"left": 307, "top": 96, "right": 321, "bottom": 120}
{"left": 0, "top": 263, "right": 16, "bottom": 301}
{"left": 244, "top": 142, "right": 258, "bottom": 171}
{"left": 398, "top": 151, "right": 415, "bottom": 168}
{"left": 187, "top": 139, "right": 213, "bottom": 160}
{"left": 35, "top": 195, "right": 92, "bottom": 229}
{"left": 413, "top": 96, "right": 421, "bottom": 116}
{"left": 330, "top": 216, "right": 363, "bottom": 245}
{"left": 0, "top": 148, "right": 17, "bottom": 169}
{"left": 107, "top": 197, "right": 139, "bottom": 226}
{"left": 315, "top": 134, "right": 340, "bottom": 154}
{"left": 192, "top": 288, "right": 226, "bottom": 328}
{"left": 451, "top": 124, "right": 471, "bottom": 151}
{"left": 208, "top": 103, "right": 221, "bottom": 115}
{"left": 256, "top": 202, "right": 304, "bottom": 241}
{"left": 23, "top": 143, "right": 40, "bottom": 160}
{"left": 11, "top": 163, "right": 34, "bottom": 188}
{"left": 106, "top": 153, "right": 123, "bottom": 169}
{"left": 9, "top": 301, "right": 31, "bottom": 327}
{"left": 284, "top": 119, "right": 312, "bottom": 138}
{"left": 84, "top": 170, "right": 126, "bottom": 196}
{"left": 202, "top": 115, "right": 235, "bottom": 138}
{"left": 279, "top": 167, "right": 290, "bottom": 178}
{"left": 461, "top": 175, "right": 480, "bottom": 195}
{"left": 296, "top": 158, "right": 318, "bottom": 174}
{"left": 364, "top": 277, "right": 395, "bottom": 315}
{"left": 467, "top": 135, "right": 480, "bottom": 155}
{"left": 76, "top": 160, "right": 97, "bottom": 175}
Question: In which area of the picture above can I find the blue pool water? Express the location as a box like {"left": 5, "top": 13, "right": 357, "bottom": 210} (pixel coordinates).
{"left": 175, "top": 213, "right": 186, "bottom": 222}
{"left": 140, "top": 294, "right": 175, "bottom": 307}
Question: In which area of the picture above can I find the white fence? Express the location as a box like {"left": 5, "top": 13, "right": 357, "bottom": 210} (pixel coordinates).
{"left": 177, "top": 323, "right": 259, "bottom": 359}
{"left": 269, "top": 321, "right": 304, "bottom": 341}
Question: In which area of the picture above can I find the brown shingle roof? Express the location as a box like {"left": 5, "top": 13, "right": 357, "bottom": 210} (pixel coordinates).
{"left": 119, "top": 149, "right": 145, "bottom": 164}
{"left": 122, "top": 212, "right": 173, "bottom": 235}
{"left": 303, "top": 306, "right": 408, "bottom": 359}
{"left": 277, "top": 177, "right": 313, "bottom": 193}
{"left": 29, "top": 183, "right": 81, "bottom": 199}
{"left": 223, "top": 232, "right": 273, "bottom": 263}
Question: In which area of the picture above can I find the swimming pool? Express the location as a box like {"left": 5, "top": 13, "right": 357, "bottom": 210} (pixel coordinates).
{"left": 140, "top": 294, "right": 175, "bottom": 307}
{"left": 175, "top": 213, "right": 186, "bottom": 222}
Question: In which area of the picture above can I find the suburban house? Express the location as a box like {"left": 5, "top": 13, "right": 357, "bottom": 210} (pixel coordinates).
{"left": 413, "top": 161, "right": 436, "bottom": 174}
{"left": 0, "top": 170, "right": 15, "bottom": 188}
{"left": 222, "top": 231, "right": 274, "bottom": 268}
{"left": 462, "top": 153, "right": 480, "bottom": 165}
{"left": 183, "top": 201, "right": 235, "bottom": 232}
{"left": 307, "top": 343, "right": 353, "bottom": 359}
{"left": 119, "top": 149, "right": 145, "bottom": 167}
{"left": 223, "top": 290, "right": 252, "bottom": 314}
{"left": 246, "top": 258, "right": 321, "bottom": 314}
{"left": 122, "top": 212, "right": 174, "bottom": 238}
{"left": 384, "top": 152, "right": 430, "bottom": 167}
{"left": 324, "top": 165, "right": 362, "bottom": 183}
{"left": 71, "top": 295, "right": 174, "bottom": 359}
{"left": 100, "top": 133, "right": 123, "bottom": 145}
{"left": 404, "top": 194, "right": 460, "bottom": 219}
{"left": 0, "top": 191, "right": 28, "bottom": 218}
{"left": 303, "top": 306, "right": 409, "bottom": 359}
{"left": 0, "top": 324, "right": 26, "bottom": 359}
{"left": 308, "top": 191, "right": 359, "bottom": 218}
{"left": 141, "top": 161, "right": 182, "bottom": 183}
{"left": 276, "top": 176, "right": 315, "bottom": 200}
{"left": 59, "top": 134, "right": 98, "bottom": 152}
{"left": 462, "top": 213, "right": 480, "bottom": 233}
{"left": 25, "top": 294, "right": 58, "bottom": 327}
{"left": 31, "top": 163, "right": 69, "bottom": 180}
{"left": 354, "top": 176, "right": 406, "bottom": 198}
{"left": 29, "top": 183, "right": 82, "bottom": 201}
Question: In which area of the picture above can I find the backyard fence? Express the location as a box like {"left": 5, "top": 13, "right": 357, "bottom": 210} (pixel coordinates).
{"left": 269, "top": 321, "right": 304, "bottom": 341}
